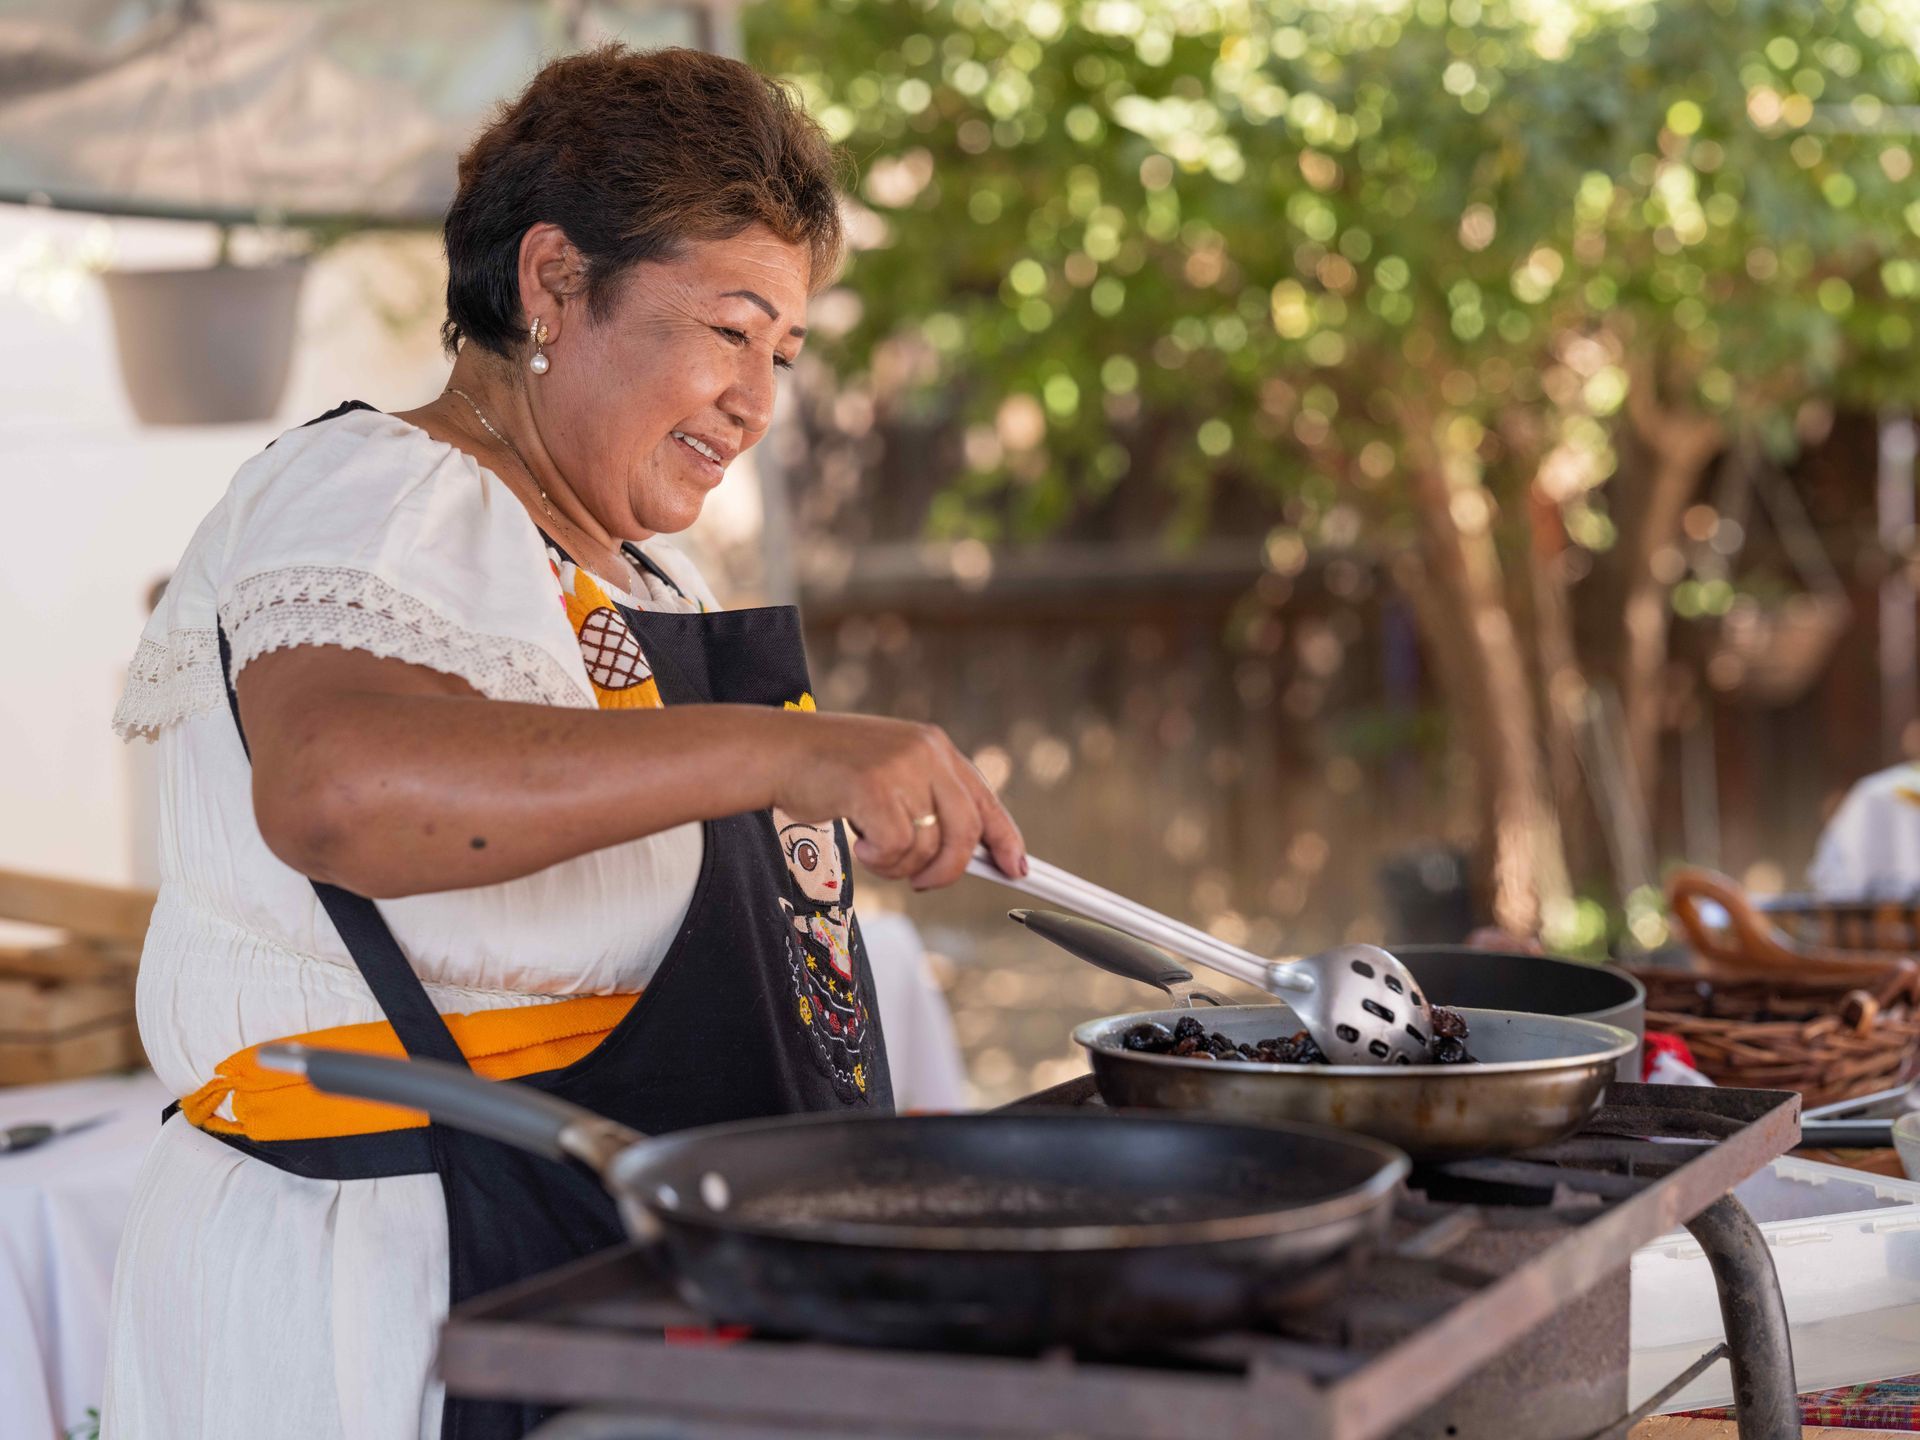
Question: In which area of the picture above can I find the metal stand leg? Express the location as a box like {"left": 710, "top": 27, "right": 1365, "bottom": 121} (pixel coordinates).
{"left": 1682, "top": 1195, "right": 1798, "bottom": 1440}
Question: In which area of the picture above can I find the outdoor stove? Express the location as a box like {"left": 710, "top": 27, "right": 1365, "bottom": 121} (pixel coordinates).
{"left": 438, "top": 1081, "right": 1802, "bottom": 1440}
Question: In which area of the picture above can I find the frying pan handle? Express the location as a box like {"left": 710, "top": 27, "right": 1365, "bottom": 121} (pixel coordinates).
{"left": 260, "top": 1043, "right": 642, "bottom": 1174}
{"left": 1010, "top": 909, "right": 1195, "bottom": 991}
{"left": 1796, "top": 1117, "right": 1897, "bottom": 1149}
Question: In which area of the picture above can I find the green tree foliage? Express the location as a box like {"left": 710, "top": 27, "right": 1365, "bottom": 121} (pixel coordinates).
{"left": 751, "top": 0, "right": 1919, "bottom": 537}
{"left": 1592, "top": 1, "right": 1920, "bottom": 413}
{"left": 747, "top": 0, "right": 1920, "bottom": 926}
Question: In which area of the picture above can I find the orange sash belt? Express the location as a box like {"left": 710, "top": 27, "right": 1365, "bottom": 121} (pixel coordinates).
{"left": 179, "top": 994, "right": 641, "bottom": 1142}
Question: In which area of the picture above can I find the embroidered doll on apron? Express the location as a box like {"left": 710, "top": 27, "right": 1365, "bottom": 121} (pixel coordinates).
{"left": 775, "top": 810, "right": 879, "bottom": 1101}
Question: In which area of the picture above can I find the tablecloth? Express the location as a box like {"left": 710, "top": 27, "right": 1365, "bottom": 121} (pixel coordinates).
{"left": 1687, "top": 1375, "right": 1920, "bottom": 1429}
{"left": 0, "top": 1068, "right": 170, "bottom": 1440}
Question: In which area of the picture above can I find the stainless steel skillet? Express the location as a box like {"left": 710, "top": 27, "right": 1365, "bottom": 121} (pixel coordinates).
{"left": 1016, "top": 908, "right": 1635, "bottom": 1161}
{"left": 1075, "top": 1004, "right": 1635, "bottom": 1162}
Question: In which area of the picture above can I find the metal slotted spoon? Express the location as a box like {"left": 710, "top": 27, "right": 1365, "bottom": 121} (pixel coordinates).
{"left": 969, "top": 849, "right": 1435, "bottom": 1065}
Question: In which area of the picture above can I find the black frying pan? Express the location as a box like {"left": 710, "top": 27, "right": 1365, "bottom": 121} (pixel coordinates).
{"left": 261, "top": 1042, "right": 1407, "bottom": 1351}
{"left": 1392, "top": 947, "right": 1645, "bottom": 1080}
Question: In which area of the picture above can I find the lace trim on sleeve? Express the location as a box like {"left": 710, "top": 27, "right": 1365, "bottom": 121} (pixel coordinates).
{"left": 111, "top": 628, "right": 227, "bottom": 741}
{"left": 219, "top": 565, "right": 590, "bottom": 711}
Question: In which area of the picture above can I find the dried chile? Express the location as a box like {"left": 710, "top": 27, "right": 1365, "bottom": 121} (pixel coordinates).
{"left": 1430, "top": 1036, "right": 1471, "bottom": 1065}
{"left": 1120, "top": 1021, "right": 1176, "bottom": 1052}
{"left": 1429, "top": 1005, "right": 1470, "bottom": 1040}
{"left": 1122, "top": 1004, "right": 1476, "bottom": 1066}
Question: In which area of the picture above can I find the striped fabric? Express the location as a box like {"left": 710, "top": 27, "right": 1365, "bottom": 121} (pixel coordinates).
{"left": 1687, "top": 1374, "right": 1920, "bottom": 1429}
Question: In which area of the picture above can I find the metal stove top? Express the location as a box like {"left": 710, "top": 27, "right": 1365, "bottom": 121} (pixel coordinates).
{"left": 438, "top": 1081, "right": 1801, "bottom": 1440}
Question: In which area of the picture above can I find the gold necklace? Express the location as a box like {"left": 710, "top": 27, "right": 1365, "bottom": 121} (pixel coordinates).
{"left": 445, "top": 386, "right": 554, "bottom": 520}
{"left": 445, "top": 385, "right": 640, "bottom": 593}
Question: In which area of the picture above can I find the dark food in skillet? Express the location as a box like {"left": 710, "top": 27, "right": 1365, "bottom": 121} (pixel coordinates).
{"left": 1119, "top": 1007, "right": 1478, "bottom": 1066}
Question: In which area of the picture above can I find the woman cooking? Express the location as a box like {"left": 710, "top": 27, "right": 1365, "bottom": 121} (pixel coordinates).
{"left": 100, "top": 43, "right": 1025, "bottom": 1440}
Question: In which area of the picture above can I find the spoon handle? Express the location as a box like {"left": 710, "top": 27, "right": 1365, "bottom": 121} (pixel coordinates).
{"left": 969, "top": 849, "right": 1299, "bottom": 995}
{"left": 1008, "top": 908, "right": 1193, "bottom": 991}
{"left": 1021, "top": 856, "right": 1314, "bottom": 993}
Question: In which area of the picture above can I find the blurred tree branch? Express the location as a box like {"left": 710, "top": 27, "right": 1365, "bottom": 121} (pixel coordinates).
{"left": 748, "top": 0, "right": 1920, "bottom": 943}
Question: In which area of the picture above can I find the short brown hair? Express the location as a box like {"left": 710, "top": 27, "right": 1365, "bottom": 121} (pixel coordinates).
{"left": 440, "top": 44, "right": 847, "bottom": 359}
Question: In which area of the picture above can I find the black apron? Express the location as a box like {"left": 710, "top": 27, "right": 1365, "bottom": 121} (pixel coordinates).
{"left": 188, "top": 401, "right": 892, "bottom": 1439}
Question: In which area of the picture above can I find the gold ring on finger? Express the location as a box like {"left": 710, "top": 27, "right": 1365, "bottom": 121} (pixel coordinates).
{"left": 911, "top": 813, "right": 939, "bottom": 829}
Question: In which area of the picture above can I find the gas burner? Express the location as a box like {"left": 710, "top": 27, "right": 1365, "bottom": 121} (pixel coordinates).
{"left": 439, "top": 1082, "right": 1802, "bottom": 1440}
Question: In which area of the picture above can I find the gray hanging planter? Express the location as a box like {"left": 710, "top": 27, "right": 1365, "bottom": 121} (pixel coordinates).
{"left": 99, "top": 258, "right": 308, "bottom": 425}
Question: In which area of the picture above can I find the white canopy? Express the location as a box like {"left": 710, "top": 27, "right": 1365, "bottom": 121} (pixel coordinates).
{"left": 0, "top": 0, "right": 724, "bottom": 226}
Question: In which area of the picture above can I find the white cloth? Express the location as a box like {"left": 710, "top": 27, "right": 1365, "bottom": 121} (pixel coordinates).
{"left": 99, "top": 406, "right": 721, "bottom": 1440}
{"left": 1808, "top": 763, "right": 1920, "bottom": 899}
{"left": 857, "top": 912, "right": 968, "bottom": 1112}
{"left": 0, "top": 1069, "right": 172, "bottom": 1440}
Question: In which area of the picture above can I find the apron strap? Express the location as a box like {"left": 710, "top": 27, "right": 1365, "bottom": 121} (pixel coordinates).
{"left": 215, "top": 624, "right": 470, "bottom": 1070}
{"left": 158, "top": 1095, "right": 436, "bottom": 1178}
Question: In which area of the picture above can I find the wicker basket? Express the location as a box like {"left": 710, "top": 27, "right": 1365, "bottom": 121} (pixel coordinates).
{"left": 1649, "top": 868, "right": 1920, "bottom": 1108}
{"left": 1761, "top": 895, "right": 1920, "bottom": 954}
{"left": 1707, "top": 591, "right": 1851, "bottom": 707}
{"left": 1628, "top": 964, "right": 1920, "bottom": 1110}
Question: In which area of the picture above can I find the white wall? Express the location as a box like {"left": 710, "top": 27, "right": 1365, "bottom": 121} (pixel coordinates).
{"left": 0, "top": 204, "right": 767, "bottom": 889}
{"left": 1, "top": 210, "right": 352, "bottom": 887}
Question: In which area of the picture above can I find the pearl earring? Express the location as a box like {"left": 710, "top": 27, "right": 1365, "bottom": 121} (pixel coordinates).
{"left": 529, "top": 318, "right": 550, "bottom": 375}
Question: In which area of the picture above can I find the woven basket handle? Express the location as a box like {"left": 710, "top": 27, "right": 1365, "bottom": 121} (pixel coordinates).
{"left": 1667, "top": 868, "right": 1807, "bottom": 973}
{"left": 1668, "top": 868, "right": 1920, "bottom": 989}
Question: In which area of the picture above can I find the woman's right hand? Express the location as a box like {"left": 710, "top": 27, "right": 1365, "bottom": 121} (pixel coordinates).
{"left": 768, "top": 713, "right": 1027, "bottom": 891}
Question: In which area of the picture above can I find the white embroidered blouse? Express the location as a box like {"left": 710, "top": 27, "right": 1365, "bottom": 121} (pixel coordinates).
{"left": 100, "top": 404, "right": 720, "bottom": 1440}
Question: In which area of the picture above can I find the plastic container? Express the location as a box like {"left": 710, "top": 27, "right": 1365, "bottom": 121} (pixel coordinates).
{"left": 1898, "top": 1112, "right": 1920, "bottom": 1181}
{"left": 1631, "top": 1156, "right": 1920, "bottom": 1413}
